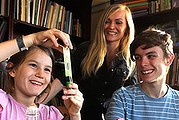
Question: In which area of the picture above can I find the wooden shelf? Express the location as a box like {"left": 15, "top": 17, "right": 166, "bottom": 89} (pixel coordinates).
{"left": 7, "top": 0, "right": 92, "bottom": 42}
{"left": 134, "top": 7, "right": 179, "bottom": 34}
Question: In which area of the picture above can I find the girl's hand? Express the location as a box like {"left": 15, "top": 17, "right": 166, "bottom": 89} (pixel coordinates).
{"left": 25, "top": 28, "right": 73, "bottom": 52}
{"left": 62, "top": 83, "right": 84, "bottom": 117}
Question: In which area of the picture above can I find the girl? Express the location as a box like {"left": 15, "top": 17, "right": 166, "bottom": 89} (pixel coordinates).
{"left": 0, "top": 29, "right": 83, "bottom": 120}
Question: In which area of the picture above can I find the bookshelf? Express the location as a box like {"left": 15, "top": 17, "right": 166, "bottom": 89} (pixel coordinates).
{"left": 110, "top": 0, "right": 179, "bottom": 90}
{"left": 1, "top": 0, "right": 92, "bottom": 43}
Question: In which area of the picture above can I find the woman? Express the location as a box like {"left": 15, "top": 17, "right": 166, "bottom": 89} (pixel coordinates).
{"left": 73, "top": 4, "right": 136, "bottom": 120}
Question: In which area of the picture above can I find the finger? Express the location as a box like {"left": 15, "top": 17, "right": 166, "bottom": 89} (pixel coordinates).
{"left": 54, "top": 30, "right": 70, "bottom": 46}
{"left": 62, "top": 94, "right": 83, "bottom": 107}
{"left": 64, "top": 33, "right": 73, "bottom": 49}
{"left": 67, "top": 83, "right": 78, "bottom": 90}
{"left": 41, "top": 30, "right": 59, "bottom": 47}
{"left": 53, "top": 30, "right": 73, "bottom": 49}
{"left": 63, "top": 89, "right": 83, "bottom": 103}
{"left": 69, "top": 95, "right": 84, "bottom": 107}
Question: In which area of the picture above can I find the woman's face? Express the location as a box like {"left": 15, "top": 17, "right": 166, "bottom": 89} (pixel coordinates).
{"left": 104, "top": 9, "right": 127, "bottom": 43}
{"left": 10, "top": 49, "right": 52, "bottom": 98}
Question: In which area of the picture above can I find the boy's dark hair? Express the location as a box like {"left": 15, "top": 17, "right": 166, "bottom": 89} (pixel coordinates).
{"left": 130, "top": 27, "right": 173, "bottom": 61}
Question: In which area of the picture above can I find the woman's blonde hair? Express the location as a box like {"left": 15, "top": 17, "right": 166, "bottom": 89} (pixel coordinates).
{"left": 81, "top": 4, "right": 135, "bottom": 80}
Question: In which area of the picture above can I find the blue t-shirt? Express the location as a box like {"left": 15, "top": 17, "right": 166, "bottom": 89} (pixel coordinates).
{"left": 105, "top": 84, "right": 179, "bottom": 120}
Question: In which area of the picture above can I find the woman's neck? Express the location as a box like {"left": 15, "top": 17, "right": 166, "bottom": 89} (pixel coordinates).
{"left": 106, "top": 42, "right": 119, "bottom": 67}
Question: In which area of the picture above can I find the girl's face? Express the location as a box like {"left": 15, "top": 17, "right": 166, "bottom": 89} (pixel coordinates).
{"left": 104, "top": 9, "right": 127, "bottom": 43}
{"left": 10, "top": 49, "right": 52, "bottom": 99}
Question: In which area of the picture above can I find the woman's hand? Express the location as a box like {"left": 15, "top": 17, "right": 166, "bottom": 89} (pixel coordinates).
{"left": 62, "top": 83, "right": 84, "bottom": 119}
{"left": 24, "top": 28, "right": 73, "bottom": 52}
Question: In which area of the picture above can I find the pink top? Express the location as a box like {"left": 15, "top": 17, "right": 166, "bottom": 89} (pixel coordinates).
{"left": 0, "top": 89, "right": 64, "bottom": 120}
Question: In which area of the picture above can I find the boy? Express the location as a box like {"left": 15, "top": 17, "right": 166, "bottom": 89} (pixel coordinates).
{"left": 105, "top": 27, "right": 179, "bottom": 119}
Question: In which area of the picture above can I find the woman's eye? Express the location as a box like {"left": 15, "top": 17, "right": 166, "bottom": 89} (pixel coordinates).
{"left": 116, "top": 20, "right": 122, "bottom": 24}
{"left": 105, "top": 20, "right": 110, "bottom": 24}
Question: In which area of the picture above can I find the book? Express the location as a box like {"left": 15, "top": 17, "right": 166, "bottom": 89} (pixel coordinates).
{"left": 56, "top": 5, "right": 64, "bottom": 29}
{"left": 36, "top": 0, "right": 41, "bottom": 25}
{"left": 0, "top": 19, "right": 7, "bottom": 42}
{"left": 127, "top": 1, "right": 148, "bottom": 8}
{"left": 21, "top": 0, "right": 26, "bottom": 21}
{"left": 39, "top": 0, "right": 47, "bottom": 26}
{"left": 43, "top": 0, "right": 51, "bottom": 27}
{"left": 68, "top": 12, "right": 73, "bottom": 34}
{"left": 64, "top": 10, "right": 70, "bottom": 33}
{"left": 25, "top": 0, "right": 32, "bottom": 23}
{"left": 60, "top": 6, "right": 66, "bottom": 31}
{"left": 172, "top": 0, "right": 179, "bottom": 8}
{"left": 47, "top": 2, "right": 54, "bottom": 28}
{"left": 51, "top": 2, "right": 59, "bottom": 28}
{"left": 130, "top": 5, "right": 148, "bottom": 12}
{"left": 122, "top": 0, "right": 148, "bottom": 5}
{"left": 32, "top": 0, "right": 38, "bottom": 24}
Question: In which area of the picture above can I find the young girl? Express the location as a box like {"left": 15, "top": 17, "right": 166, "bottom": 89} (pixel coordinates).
{"left": 0, "top": 29, "right": 83, "bottom": 120}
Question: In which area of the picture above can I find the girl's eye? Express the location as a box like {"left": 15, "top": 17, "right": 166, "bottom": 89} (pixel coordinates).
{"left": 29, "top": 63, "right": 37, "bottom": 68}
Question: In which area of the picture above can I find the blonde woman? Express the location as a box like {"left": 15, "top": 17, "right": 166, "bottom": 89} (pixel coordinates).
{"left": 73, "top": 4, "right": 136, "bottom": 120}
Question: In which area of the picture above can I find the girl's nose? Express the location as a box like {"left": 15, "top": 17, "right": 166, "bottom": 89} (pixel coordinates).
{"left": 35, "top": 69, "right": 44, "bottom": 79}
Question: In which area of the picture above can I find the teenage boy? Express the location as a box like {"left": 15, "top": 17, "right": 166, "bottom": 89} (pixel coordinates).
{"left": 105, "top": 27, "right": 179, "bottom": 120}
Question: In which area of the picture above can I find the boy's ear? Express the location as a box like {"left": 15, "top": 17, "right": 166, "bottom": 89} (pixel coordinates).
{"left": 165, "top": 54, "right": 175, "bottom": 66}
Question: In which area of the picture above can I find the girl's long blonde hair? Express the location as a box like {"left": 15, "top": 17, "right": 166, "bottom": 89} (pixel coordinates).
{"left": 81, "top": 4, "right": 135, "bottom": 80}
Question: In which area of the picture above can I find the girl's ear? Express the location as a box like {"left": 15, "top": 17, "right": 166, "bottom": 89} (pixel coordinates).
{"left": 7, "top": 62, "right": 15, "bottom": 77}
{"left": 165, "top": 54, "right": 175, "bottom": 66}
{"left": 9, "top": 70, "right": 15, "bottom": 77}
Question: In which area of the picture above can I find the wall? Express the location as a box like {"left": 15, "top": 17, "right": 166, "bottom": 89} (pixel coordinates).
{"left": 91, "top": 1, "right": 110, "bottom": 40}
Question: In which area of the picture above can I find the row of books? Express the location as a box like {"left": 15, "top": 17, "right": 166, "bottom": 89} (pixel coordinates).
{"left": 121, "top": 0, "right": 149, "bottom": 18}
{"left": 155, "top": 20, "right": 179, "bottom": 47}
{"left": 169, "top": 52, "right": 179, "bottom": 87}
{"left": 149, "top": 0, "right": 179, "bottom": 14}
{"left": 0, "top": 60, "right": 7, "bottom": 89}
{"left": 114, "top": 0, "right": 179, "bottom": 18}
{"left": 0, "top": 0, "right": 82, "bottom": 37}
{"left": 0, "top": 17, "right": 7, "bottom": 43}
{"left": 0, "top": 0, "right": 10, "bottom": 17}
{"left": 162, "top": 20, "right": 179, "bottom": 87}
{"left": 0, "top": 16, "right": 7, "bottom": 88}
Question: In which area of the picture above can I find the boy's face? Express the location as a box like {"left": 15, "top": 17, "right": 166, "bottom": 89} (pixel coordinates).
{"left": 134, "top": 45, "right": 169, "bottom": 83}
{"left": 9, "top": 49, "right": 52, "bottom": 99}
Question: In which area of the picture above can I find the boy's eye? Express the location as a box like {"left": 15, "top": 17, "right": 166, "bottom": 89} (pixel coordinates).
{"left": 44, "top": 68, "right": 52, "bottom": 73}
{"left": 147, "top": 54, "right": 157, "bottom": 59}
{"left": 134, "top": 55, "right": 140, "bottom": 60}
